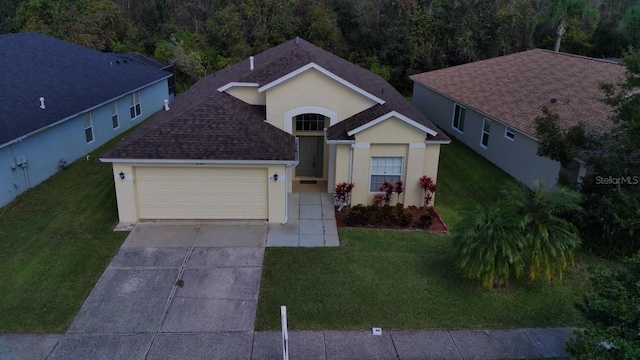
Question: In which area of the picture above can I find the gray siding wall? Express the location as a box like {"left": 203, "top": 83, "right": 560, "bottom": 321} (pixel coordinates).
{"left": 0, "top": 80, "right": 169, "bottom": 208}
{"left": 413, "top": 83, "right": 560, "bottom": 189}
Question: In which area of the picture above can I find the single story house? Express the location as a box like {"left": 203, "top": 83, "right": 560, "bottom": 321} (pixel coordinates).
{"left": 410, "top": 49, "right": 625, "bottom": 188}
{"left": 0, "top": 32, "right": 173, "bottom": 208}
{"left": 101, "top": 38, "right": 449, "bottom": 224}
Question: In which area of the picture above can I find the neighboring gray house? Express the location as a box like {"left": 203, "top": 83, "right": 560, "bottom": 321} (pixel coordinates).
{"left": 0, "top": 32, "right": 173, "bottom": 208}
{"left": 410, "top": 49, "right": 625, "bottom": 188}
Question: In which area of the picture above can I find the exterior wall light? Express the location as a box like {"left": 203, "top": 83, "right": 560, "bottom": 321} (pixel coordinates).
{"left": 273, "top": 173, "right": 278, "bottom": 181}
{"left": 119, "top": 172, "right": 125, "bottom": 180}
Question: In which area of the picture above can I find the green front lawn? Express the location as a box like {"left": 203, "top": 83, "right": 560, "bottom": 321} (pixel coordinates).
{"left": 255, "top": 139, "right": 609, "bottom": 330}
{"left": 257, "top": 229, "right": 595, "bottom": 330}
{"left": 0, "top": 139, "right": 128, "bottom": 333}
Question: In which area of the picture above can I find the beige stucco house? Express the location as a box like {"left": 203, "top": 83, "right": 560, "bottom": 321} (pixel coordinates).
{"left": 101, "top": 38, "right": 449, "bottom": 224}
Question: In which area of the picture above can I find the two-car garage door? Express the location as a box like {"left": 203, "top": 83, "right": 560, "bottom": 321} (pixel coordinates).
{"left": 135, "top": 167, "right": 268, "bottom": 219}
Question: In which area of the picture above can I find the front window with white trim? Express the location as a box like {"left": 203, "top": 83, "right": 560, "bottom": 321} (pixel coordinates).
{"left": 84, "top": 114, "right": 94, "bottom": 143}
{"left": 129, "top": 92, "right": 141, "bottom": 119}
{"left": 370, "top": 157, "right": 403, "bottom": 191}
{"left": 481, "top": 118, "right": 491, "bottom": 148}
{"left": 452, "top": 104, "right": 466, "bottom": 133}
{"left": 505, "top": 126, "right": 515, "bottom": 140}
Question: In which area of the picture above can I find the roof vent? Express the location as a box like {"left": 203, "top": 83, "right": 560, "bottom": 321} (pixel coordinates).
{"left": 295, "top": 36, "right": 300, "bottom": 45}
{"left": 39, "top": 97, "right": 45, "bottom": 109}
{"left": 550, "top": 98, "right": 557, "bottom": 104}
{"left": 249, "top": 56, "right": 254, "bottom": 71}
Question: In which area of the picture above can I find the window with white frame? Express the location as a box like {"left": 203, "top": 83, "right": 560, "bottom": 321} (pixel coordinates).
{"left": 111, "top": 102, "right": 119, "bottom": 129}
{"left": 84, "top": 114, "right": 94, "bottom": 143}
{"left": 129, "top": 92, "right": 141, "bottom": 119}
{"left": 452, "top": 104, "right": 466, "bottom": 132}
{"left": 481, "top": 118, "right": 491, "bottom": 148}
{"left": 370, "top": 157, "right": 403, "bottom": 191}
{"left": 505, "top": 126, "right": 515, "bottom": 140}
{"left": 295, "top": 113, "right": 326, "bottom": 131}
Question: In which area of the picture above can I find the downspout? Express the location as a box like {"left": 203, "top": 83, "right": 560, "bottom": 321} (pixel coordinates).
{"left": 17, "top": 155, "right": 31, "bottom": 190}
{"left": 348, "top": 144, "right": 354, "bottom": 206}
{"left": 348, "top": 144, "right": 354, "bottom": 184}
{"left": 281, "top": 137, "right": 300, "bottom": 225}
{"left": 22, "top": 164, "right": 31, "bottom": 190}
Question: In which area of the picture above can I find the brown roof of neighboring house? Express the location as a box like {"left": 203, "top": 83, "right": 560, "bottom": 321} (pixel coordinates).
{"left": 103, "top": 38, "right": 447, "bottom": 161}
{"left": 410, "top": 49, "right": 626, "bottom": 137}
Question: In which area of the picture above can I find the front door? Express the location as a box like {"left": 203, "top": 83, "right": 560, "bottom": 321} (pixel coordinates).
{"left": 296, "top": 136, "right": 324, "bottom": 178}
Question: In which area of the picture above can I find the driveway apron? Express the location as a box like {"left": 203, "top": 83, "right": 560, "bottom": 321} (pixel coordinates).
{"left": 49, "top": 221, "right": 266, "bottom": 360}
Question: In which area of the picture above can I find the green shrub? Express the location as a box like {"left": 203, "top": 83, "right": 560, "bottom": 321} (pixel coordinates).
{"left": 344, "top": 204, "right": 369, "bottom": 227}
{"left": 418, "top": 214, "right": 432, "bottom": 229}
{"left": 397, "top": 212, "right": 413, "bottom": 227}
{"left": 380, "top": 204, "right": 396, "bottom": 226}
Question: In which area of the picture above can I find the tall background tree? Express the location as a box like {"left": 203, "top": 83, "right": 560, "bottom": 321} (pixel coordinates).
{"left": 1, "top": 0, "right": 636, "bottom": 91}
{"left": 14, "top": 0, "right": 125, "bottom": 51}
{"left": 533, "top": 0, "right": 600, "bottom": 53}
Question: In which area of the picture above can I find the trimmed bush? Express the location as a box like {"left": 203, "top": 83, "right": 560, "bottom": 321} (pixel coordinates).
{"left": 344, "top": 204, "right": 369, "bottom": 227}
{"left": 418, "top": 214, "right": 432, "bottom": 229}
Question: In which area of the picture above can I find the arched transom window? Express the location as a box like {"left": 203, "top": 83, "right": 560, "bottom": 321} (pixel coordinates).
{"left": 295, "top": 113, "right": 326, "bottom": 131}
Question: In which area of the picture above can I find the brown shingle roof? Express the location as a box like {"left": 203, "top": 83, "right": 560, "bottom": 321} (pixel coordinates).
{"left": 103, "top": 38, "right": 446, "bottom": 161}
{"left": 410, "top": 49, "right": 625, "bottom": 137}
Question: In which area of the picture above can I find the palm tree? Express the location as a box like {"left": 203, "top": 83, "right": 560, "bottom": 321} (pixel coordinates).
{"left": 536, "top": 0, "right": 599, "bottom": 52}
{"left": 455, "top": 204, "right": 525, "bottom": 289}
{"left": 504, "top": 182, "right": 583, "bottom": 281}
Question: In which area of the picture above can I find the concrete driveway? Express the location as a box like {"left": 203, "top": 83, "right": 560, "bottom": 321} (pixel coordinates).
{"left": 49, "top": 221, "right": 267, "bottom": 360}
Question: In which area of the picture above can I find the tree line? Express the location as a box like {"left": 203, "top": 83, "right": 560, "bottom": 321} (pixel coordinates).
{"left": 1, "top": 0, "right": 639, "bottom": 92}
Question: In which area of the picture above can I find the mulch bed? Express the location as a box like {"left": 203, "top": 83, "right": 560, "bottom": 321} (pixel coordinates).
{"left": 335, "top": 205, "right": 449, "bottom": 233}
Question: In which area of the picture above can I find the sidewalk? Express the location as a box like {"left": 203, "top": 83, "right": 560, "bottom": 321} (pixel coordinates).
{"left": 0, "top": 327, "right": 573, "bottom": 359}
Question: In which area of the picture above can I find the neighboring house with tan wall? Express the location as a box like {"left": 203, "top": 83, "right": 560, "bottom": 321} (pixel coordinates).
{"left": 101, "top": 38, "right": 449, "bottom": 224}
{"left": 411, "top": 49, "right": 625, "bottom": 188}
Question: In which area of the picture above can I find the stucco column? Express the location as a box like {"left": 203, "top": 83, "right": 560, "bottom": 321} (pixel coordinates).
{"left": 267, "top": 164, "right": 287, "bottom": 223}
{"left": 423, "top": 144, "right": 442, "bottom": 205}
{"left": 405, "top": 143, "right": 426, "bottom": 207}
{"left": 112, "top": 164, "right": 138, "bottom": 222}
{"left": 350, "top": 143, "right": 370, "bottom": 205}
{"left": 333, "top": 144, "right": 351, "bottom": 186}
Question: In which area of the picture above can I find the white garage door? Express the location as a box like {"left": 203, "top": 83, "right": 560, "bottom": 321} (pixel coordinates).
{"left": 135, "top": 167, "right": 268, "bottom": 219}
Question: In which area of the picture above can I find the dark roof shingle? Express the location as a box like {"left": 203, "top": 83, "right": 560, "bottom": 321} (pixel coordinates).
{"left": 104, "top": 38, "right": 447, "bottom": 161}
{"left": 0, "top": 32, "right": 171, "bottom": 146}
{"left": 410, "top": 49, "right": 625, "bottom": 137}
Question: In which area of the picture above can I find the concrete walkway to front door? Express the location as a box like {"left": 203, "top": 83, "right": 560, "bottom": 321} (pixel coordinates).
{"left": 266, "top": 193, "right": 340, "bottom": 247}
